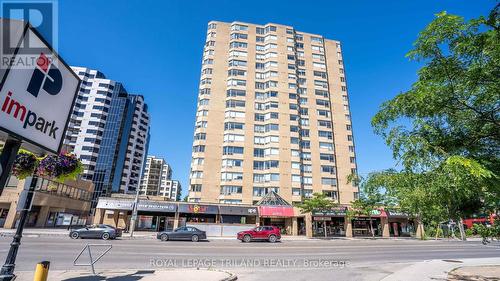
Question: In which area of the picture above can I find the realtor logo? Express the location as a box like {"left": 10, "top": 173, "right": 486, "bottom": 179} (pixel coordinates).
{"left": 1, "top": 1, "right": 57, "bottom": 54}
{"left": 27, "top": 52, "right": 62, "bottom": 97}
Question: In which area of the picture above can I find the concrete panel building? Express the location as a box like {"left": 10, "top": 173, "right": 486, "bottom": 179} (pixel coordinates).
{"left": 188, "top": 21, "right": 358, "bottom": 205}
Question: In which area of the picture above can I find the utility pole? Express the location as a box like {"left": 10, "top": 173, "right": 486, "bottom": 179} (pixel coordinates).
{"left": 129, "top": 186, "right": 140, "bottom": 237}
{"left": 0, "top": 176, "right": 37, "bottom": 281}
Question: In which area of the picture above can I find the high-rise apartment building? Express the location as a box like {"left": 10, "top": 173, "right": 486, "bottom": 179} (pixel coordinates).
{"left": 140, "top": 155, "right": 181, "bottom": 201}
{"left": 188, "top": 21, "right": 358, "bottom": 205}
{"left": 65, "top": 67, "right": 151, "bottom": 208}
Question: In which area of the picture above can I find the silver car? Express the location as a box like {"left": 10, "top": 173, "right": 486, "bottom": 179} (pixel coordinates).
{"left": 70, "top": 224, "right": 122, "bottom": 240}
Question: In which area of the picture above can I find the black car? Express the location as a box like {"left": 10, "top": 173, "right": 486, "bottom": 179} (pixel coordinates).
{"left": 157, "top": 226, "right": 207, "bottom": 242}
{"left": 69, "top": 224, "right": 122, "bottom": 240}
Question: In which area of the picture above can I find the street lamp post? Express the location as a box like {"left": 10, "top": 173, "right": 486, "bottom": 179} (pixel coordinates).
{"left": 0, "top": 177, "right": 37, "bottom": 281}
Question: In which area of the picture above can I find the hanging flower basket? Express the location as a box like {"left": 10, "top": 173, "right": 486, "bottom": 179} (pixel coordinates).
{"left": 37, "top": 153, "right": 83, "bottom": 182}
{"left": 11, "top": 151, "right": 39, "bottom": 180}
{"left": 12, "top": 150, "right": 83, "bottom": 182}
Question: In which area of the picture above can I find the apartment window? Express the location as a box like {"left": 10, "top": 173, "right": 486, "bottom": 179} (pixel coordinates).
{"left": 321, "top": 177, "right": 337, "bottom": 186}
{"left": 319, "top": 142, "right": 334, "bottom": 151}
{"left": 225, "top": 111, "right": 245, "bottom": 118}
{"left": 254, "top": 135, "right": 279, "bottom": 145}
{"left": 256, "top": 27, "right": 265, "bottom": 34}
{"left": 253, "top": 160, "right": 279, "bottom": 170}
{"left": 221, "top": 172, "right": 243, "bottom": 181}
{"left": 227, "top": 89, "right": 246, "bottom": 97}
{"left": 314, "top": 71, "right": 328, "bottom": 79}
{"left": 253, "top": 173, "right": 279, "bottom": 183}
{"left": 228, "top": 69, "right": 247, "bottom": 77}
{"left": 198, "top": 98, "right": 210, "bottom": 106}
{"left": 350, "top": 157, "right": 356, "bottom": 164}
{"left": 302, "top": 177, "right": 312, "bottom": 185}
{"left": 318, "top": 120, "right": 332, "bottom": 128}
{"left": 316, "top": 99, "right": 330, "bottom": 107}
{"left": 199, "top": 88, "right": 211, "bottom": 96}
{"left": 323, "top": 191, "right": 338, "bottom": 199}
{"left": 229, "top": 50, "right": 248, "bottom": 57}
{"left": 313, "top": 62, "right": 326, "bottom": 69}
{"left": 320, "top": 153, "right": 335, "bottom": 162}
{"left": 220, "top": 186, "right": 242, "bottom": 195}
{"left": 253, "top": 187, "right": 279, "bottom": 197}
{"left": 292, "top": 175, "right": 301, "bottom": 182}
{"left": 224, "top": 134, "right": 245, "bottom": 142}
{"left": 311, "top": 36, "right": 323, "bottom": 43}
{"left": 227, "top": 79, "right": 246, "bottom": 87}
{"left": 230, "top": 41, "right": 248, "bottom": 49}
{"left": 321, "top": 165, "right": 336, "bottom": 174}
{"left": 312, "top": 54, "right": 325, "bottom": 61}
{"left": 346, "top": 124, "right": 352, "bottom": 131}
{"left": 347, "top": 135, "right": 353, "bottom": 141}
{"left": 312, "top": 45, "right": 324, "bottom": 53}
{"left": 192, "top": 158, "right": 204, "bottom": 165}
{"left": 190, "top": 171, "right": 203, "bottom": 179}
{"left": 190, "top": 184, "right": 202, "bottom": 192}
{"left": 192, "top": 145, "right": 205, "bottom": 153}
{"left": 226, "top": 100, "right": 245, "bottom": 108}
{"left": 342, "top": 86, "right": 347, "bottom": 92}
{"left": 314, "top": 80, "right": 328, "bottom": 89}
{"left": 319, "top": 131, "right": 333, "bottom": 139}
{"left": 223, "top": 146, "right": 244, "bottom": 155}
{"left": 222, "top": 159, "right": 243, "bottom": 167}
{"left": 291, "top": 162, "right": 301, "bottom": 170}
{"left": 349, "top": 145, "right": 355, "bottom": 153}
{"left": 231, "top": 24, "right": 248, "bottom": 31}
{"left": 231, "top": 33, "right": 248, "bottom": 40}
{"left": 194, "top": 133, "right": 206, "bottom": 140}
{"left": 195, "top": 121, "right": 207, "bottom": 128}
{"left": 229, "top": 59, "right": 247, "bottom": 67}
{"left": 224, "top": 122, "right": 244, "bottom": 130}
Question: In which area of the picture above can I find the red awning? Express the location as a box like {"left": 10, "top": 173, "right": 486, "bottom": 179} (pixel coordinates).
{"left": 259, "top": 206, "right": 294, "bottom": 217}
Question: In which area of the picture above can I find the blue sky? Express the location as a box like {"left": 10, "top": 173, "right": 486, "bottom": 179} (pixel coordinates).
{"left": 54, "top": 0, "right": 492, "bottom": 197}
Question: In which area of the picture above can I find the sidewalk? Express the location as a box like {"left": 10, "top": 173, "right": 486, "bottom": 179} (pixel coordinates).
{"left": 381, "top": 257, "right": 500, "bottom": 281}
{"left": 14, "top": 269, "right": 237, "bottom": 281}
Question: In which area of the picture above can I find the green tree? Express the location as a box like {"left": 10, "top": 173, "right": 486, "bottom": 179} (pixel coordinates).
{"left": 297, "top": 192, "right": 338, "bottom": 237}
{"left": 347, "top": 174, "right": 389, "bottom": 237}
{"left": 370, "top": 5, "right": 500, "bottom": 240}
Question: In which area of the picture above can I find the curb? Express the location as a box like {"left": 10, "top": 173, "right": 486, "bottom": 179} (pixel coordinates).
{"left": 208, "top": 268, "right": 238, "bottom": 281}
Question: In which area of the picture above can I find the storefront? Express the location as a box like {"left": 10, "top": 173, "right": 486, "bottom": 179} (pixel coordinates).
{"left": 136, "top": 201, "right": 177, "bottom": 232}
{"left": 258, "top": 206, "right": 295, "bottom": 234}
{"left": 351, "top": 210, "right": 386, "bottom": 237}
{"left": 178, "top": 203, "right": 218, "bottom": 225}
{"left": 219, "top": 205, "right": 258, "bottom": 224}
{"left": 385, "top": 210, "right": 413, "bottom": 237}
{"left": 312, "top": 207, "right": 347, "bottom": 237}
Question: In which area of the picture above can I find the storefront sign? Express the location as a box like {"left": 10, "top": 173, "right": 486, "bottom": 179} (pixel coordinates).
{"left": 178, "top": 204, "right": 218, "bottom": 214}
{"left": 137, "top": 200, "right": 176, "bottom": 212}
{"left": 219, "top": 205, "right": 258, "bottom": 216}
{"left": 258, "top": 206, "right": 294, "bottom": 217}
{"left": 96, "top": 198, "right": 134, "bottom": 210}
{"left": 370, "top": 209, "right": 387, "bottom": 217}
{"left": 312, "top": 207, "right": 347, "bottom": 217}
{"left": 313, "top": 216, "right": 331, "bottom": 221}
{"left": 385, "top": 210, "right": 409, "bottom": 218}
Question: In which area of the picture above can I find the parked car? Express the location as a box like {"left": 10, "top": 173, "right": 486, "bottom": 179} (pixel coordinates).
{"left": 157, "top": 226, "right": 207, "bottom": 242}
{"left": 69, "top": 224, "right": 122, "bottom": 240}
{"left": 237, "top": 226, "right": 281, "bottom": 243}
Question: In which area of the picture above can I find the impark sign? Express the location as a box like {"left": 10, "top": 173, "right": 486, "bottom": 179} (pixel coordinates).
{"left": 0, "top": 19, "right": 80, "bottom": 154}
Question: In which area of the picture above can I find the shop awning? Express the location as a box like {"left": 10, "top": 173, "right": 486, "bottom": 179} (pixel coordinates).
{"left": 219, "top": 206, "right": 258, "bottom": 216}
{"left": 178, "top": 204, "right": 219, "bottom": 214}
{"left": 137, "top": 200, "right": 177, "bottom": 212}
{"left": 96, "top": 198, "right": 134, "bottom": 210}
{"left": 259, "top": 206, "right": 294, "bottom": 217}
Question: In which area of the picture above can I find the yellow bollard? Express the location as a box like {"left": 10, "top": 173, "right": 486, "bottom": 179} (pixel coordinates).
{"left": 33, "top": 261, "right": 50, "bottom": 281}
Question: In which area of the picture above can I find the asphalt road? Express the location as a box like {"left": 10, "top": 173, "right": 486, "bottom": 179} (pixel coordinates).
{"left": 0, "top": 236, "right": 499, "bottom": 281}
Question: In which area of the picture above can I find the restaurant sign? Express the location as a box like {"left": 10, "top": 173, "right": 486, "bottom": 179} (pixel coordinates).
{"left": 96, "top": 198, "right": 134, "bottom": 210}
{"left": 178, "top": 204, "right": 219, "bottom": 214}
{"left": 259, "top": 206, "right": 294, "bottom": 217}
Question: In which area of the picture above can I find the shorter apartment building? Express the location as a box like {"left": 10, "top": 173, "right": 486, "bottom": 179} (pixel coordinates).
{"left": 0, "top": 176, "right": 94, "bottom": 229}
{"left": 139, "top": 156, "right": 181, "bottom": 201}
